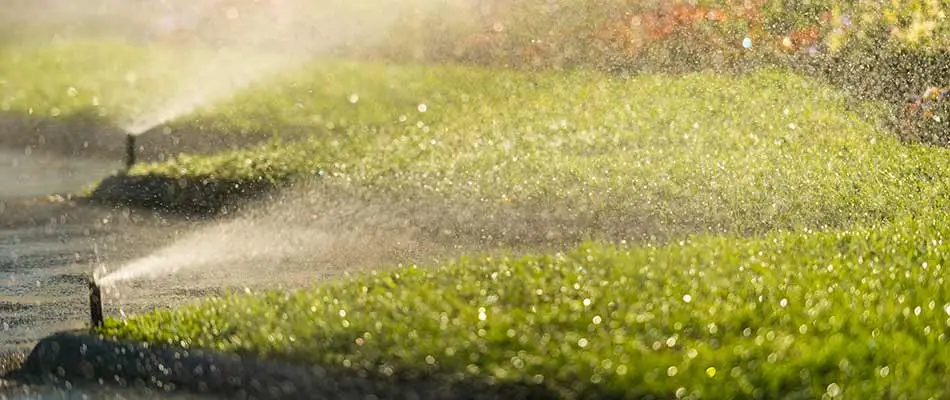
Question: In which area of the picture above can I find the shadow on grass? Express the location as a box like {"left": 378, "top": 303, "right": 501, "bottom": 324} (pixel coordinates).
{"left": 10, "top": 332, "right": 563, "bottom": 400}
{"left": 86, "top": 172, "right": 280, "bottom": 217}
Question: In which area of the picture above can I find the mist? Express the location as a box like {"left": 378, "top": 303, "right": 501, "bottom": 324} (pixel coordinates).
{"left": 3, "top": 0, "right": 465, "bottom": 134}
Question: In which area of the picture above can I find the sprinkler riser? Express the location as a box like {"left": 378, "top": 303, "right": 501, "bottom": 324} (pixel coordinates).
{"left": 125, "top": 134, "right": 136, "bottom": 170}
{"left": 88, "top": 278, "right": 104, "bottom": 328}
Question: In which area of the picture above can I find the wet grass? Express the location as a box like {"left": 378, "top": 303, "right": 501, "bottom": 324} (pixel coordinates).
{"left": 92, "top": 60, "right": 950, "bottom": 236}
{"left": 8, "top": 41, "right": 950, "bottom": 233}
{"left": 12, "top": 39, "right": 950, "bottom": 397}
{"left": 100, "top": 212, "right": 950, "bottom": 398}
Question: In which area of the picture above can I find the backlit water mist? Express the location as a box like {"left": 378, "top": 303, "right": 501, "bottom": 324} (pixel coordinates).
{"left": 95, "top": 187, "right": 427, "bottom": 287}
{"left": 8, "top": 0, "right": 453, "bottom": 137}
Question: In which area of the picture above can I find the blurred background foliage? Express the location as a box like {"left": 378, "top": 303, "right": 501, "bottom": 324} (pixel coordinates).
{"left": 6, "top": 0, "right": 950, "bottom": 144}
{"left": 363, "top": 0, "right": 950, "bottom": 144}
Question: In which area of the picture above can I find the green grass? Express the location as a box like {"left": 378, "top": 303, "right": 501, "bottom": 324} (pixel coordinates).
{"left": 81, "top": 49, "right": 950, "bottom": 398}
{"left": 0, "top": 40, "right": 168, "bottom": 119}
{"left": 0, "top": 40, "right": 278, "bottom": 129}
{"left": 118, "top": 59, "right": 950, "bottom": 237}
{"left": 101, "top": 212, "right": 950, "bottom": 398}
{"left": 11, "top": 38, "right": 950, "bottom": 397}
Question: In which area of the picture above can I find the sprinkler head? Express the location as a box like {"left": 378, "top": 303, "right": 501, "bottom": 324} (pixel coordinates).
{"left": 125, "top": 133, "right": 136, "bottom": 170}
{"left": 88, "top": 277, "right": 104, "bottom": 328}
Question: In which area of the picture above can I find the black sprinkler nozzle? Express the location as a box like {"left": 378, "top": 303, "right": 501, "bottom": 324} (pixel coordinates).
{"left": 125, "top": 133, "right": 136, "bottom": 170}
{"left": 88, "top": 278, "right": 104, "bottom": 328}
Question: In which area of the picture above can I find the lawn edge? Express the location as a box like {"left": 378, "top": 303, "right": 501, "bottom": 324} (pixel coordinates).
{"left": 12, "top": 331, "right": 559, "bottom": 400}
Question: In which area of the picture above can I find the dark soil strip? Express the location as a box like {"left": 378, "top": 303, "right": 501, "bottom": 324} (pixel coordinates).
{"left": 9, "top": 332, "right": 560, "bottom": 400}
{"left": 87, "top": 173, "right": 279, "bottom": 217}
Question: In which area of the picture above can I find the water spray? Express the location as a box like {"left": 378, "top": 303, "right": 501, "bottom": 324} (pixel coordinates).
{"left": 87, "top": 276, "right": 104, "bottom": 328}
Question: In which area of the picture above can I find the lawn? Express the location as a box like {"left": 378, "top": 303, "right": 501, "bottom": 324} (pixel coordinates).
{"left": 81, "top": 50, "right": 950, "bottom": 398}
{"left": 7, "top": 3, "right": 950, "bottom": 396}
{"left": 100, "top": 213, "right": 950, "bottom": 398}
{"left": 112, "top": 60, "right": 950, "bottom": 239}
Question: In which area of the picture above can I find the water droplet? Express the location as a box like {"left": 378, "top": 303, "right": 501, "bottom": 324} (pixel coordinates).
{"left": 348, "top": 93, "right": 359, "bottom": 104}
{"left": 50, "top": 107, "right": 61, "bottom": 117}
{"left": 578, "top": 338, "right": 589, "bottom": 348}
{"left": 706, "top": 367, "right": 716, "bottom": 377}
{"left": 827, "top": 383, "right": 841, "bottom": 397}
{"left": 425, "top": 355, "right": 435, "bottom": 365}
{"left": 511, "top": 357, "right": 525, "bottom": 369}
{"left": 780, "top": 298, "right": 789, "bottom": 308}
{"left": 879, "top": 366, "right": 890, "bottom": 377}
{"left": 66, "top": 87, "right": 78, "bottom": 97}
{"left": 675, "top": 387, "right": 687, "bottom": 398}
{"left": 682, "top": 294, "right": 692, "bottom": 303}
{"left": 417, "top": 103, "right": 428, "bottom": 113}
{"left": 592, "top": 315, "right": 602, "bottom": 325}
{"left": 339, "top": 309, "right": 346, "bottom": 317}
{"left": 667, "top": 366, "right": 678, "bottom": 377}
{"left": 583, "top": 298, "right": 591, "bottom": 306}
{"left": 742, "top": 37, "right": 753, "bottom": 48}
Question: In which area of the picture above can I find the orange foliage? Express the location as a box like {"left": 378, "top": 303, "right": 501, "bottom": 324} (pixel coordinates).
{"left": 790, "top": 25, "right": 820, "bottom": 47}
{"left": 589, "top": 2, "right": 732, "bottom": 57}
{"left": 459, "top": 0, "right": 830, "bottom": 68}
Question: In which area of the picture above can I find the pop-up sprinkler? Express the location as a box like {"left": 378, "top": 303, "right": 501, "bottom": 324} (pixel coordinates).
{"left": 88, "top": 277, "right": 104, "bottom": 328}
{"left": 125, "top": 133, "right": 136, "bottom": 170}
